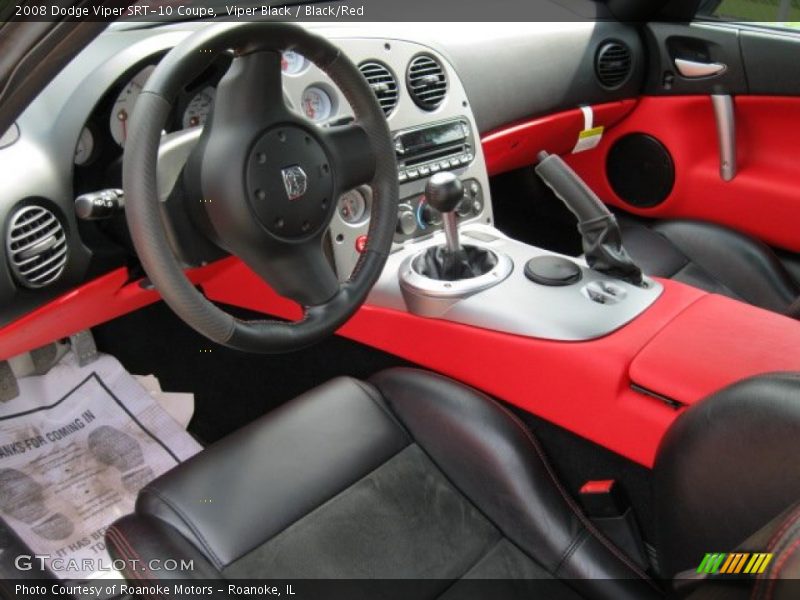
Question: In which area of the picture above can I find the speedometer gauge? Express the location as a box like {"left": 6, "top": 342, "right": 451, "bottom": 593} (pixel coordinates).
{"left": 109, "top": 65, "right": 155, "bottom": 147}
{"left": 281, "top": 51, "right": 308, "bottom": 75}
{"left": 301, "top": 86, "right": 333, "bottom": 122}
{"left": 182, "top": 87, "right": 215, "bottom": 129}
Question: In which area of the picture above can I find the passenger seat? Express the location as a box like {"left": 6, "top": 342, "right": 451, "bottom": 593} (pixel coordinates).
{"left": 619, "top": 217, "right": 800, "bottom": 315}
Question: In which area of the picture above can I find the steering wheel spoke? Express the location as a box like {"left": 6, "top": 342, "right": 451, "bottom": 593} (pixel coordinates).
{"left": 212, "top": 49, "right": 291, "bottom": 130}
{"left": 321, "top": 123, "right": 376, "bottom": 196}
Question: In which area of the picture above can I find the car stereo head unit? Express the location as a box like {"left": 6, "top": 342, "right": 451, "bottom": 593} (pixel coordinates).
{"left": 394, "top": 118, "right": 475, "bottom": 183}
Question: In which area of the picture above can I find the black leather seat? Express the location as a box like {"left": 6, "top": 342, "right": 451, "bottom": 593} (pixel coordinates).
{"left": 619, "top": 217, "right": 799, "bottom": 314}
{"left": 107, "top": 369, "right": 660, "bottom": 600}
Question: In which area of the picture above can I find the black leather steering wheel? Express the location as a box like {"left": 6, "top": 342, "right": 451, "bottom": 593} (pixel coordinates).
{"left": 123, "top": 23, "right": 398, "bottom": 353}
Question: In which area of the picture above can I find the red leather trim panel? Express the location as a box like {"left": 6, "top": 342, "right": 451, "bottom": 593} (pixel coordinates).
{"left": 0, "top": 259, "right": 240, "bottom": 361}
{"left": 3, "top": 255, "right": 799, "bottom": 467}
{"left": 565, "top": 96, "right": 800, "bottom": 252}
{"left": 481, "top": 100, "right": 637, "bottom": 176}
{"left": 629, "top": 294, "right": 800, "bottom": 407}
{"left": 201, "top": 260, "right": 706, "bottom": 467}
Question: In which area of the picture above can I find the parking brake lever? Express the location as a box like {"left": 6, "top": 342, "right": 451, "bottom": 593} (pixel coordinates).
{"left": 535, "top": 151, "right": 644, "bottom": 287}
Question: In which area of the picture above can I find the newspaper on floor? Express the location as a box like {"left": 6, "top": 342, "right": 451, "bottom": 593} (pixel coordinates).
{"left": 0, "top": 350, "right": 202, "bottom": 582}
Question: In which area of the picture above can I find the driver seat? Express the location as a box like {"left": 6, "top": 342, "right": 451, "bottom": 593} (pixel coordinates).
{"left": 107, "top": 368, "right": 658, "bottom": 599}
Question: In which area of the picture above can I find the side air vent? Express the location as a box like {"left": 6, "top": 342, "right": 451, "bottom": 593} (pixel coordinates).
{"left": 595, "top": 41, "right": 633, "bottom": 89}
{"left": 407, "top": 54, "right": 447, "bottom": 111}
{"left": 359, "top": 61, "right": 399, "bottom": 117}
{"left": 6, "top": 204, "right": 68, "bottom": 288}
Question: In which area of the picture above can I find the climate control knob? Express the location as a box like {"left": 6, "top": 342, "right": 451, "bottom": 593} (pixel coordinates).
{"left": 420, "top": 203, "right": 442, "bottom": 227}
{"left": 396, "top": 204, "right": 417, "bottom": 236}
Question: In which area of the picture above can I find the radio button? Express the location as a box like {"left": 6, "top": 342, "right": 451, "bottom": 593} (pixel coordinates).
{"left": 406, "top": 168, "right": 419, "bottom": 180}
{"left": 438, "top": 160, "right": 451, "bottom": 171}
{"left": 419, "top": 165, "right": 431, "bottom": 177}
{"left": 398, "top": 170, "right": 408, "bottom": 183}
{"left": 429, "top": 163, "right": 441, "bottom": 173}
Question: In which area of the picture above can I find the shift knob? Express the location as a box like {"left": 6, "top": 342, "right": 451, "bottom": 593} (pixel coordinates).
{"left": 425, "top": 172, "right": 464, "bottom": 214}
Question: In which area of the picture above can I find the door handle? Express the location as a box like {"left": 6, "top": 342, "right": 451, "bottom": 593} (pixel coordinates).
{"left": 674, "top": 58, "right": 727, "bottom": 78}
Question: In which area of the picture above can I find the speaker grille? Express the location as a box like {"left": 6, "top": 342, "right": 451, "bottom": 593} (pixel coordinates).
{"left": 359, "top": 61, "right": 399, "bottom": 117}
{"left": 407, "top": 54, "right": 447, "bottom": 111}
{"left": 595, "top": 41, "right": 633, "bottom": 89}
{"left": 607, "top": 134, "right": 674, "bottom": 208}
{"left": 6, "top": 205, "right": 68, "bottom": 288}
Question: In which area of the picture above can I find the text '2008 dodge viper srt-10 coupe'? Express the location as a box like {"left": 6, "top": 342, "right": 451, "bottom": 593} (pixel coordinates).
{"left": 2, "top": 0, "right": 800, "bottom": 598}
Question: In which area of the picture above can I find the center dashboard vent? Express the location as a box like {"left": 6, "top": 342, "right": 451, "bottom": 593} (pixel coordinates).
{"left": 407, "top": 54, "right": 447, "bottom": 111}
{"left": 359, "top": 61, "right": 399, "bottom": 116}
{"left": 595, "top": 41, "right": 633, "bottom": 89}
{"left": 6, "top": 204, "right": 68, "bottom": 289}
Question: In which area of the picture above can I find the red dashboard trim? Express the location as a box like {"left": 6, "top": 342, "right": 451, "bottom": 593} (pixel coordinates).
{"left": 0, "top": 259, "right": 237, "bottom": 361}
{"left": 481, "top": 99, "right": 637, "bottom": 176}
{"left": 2, "top": 256, "right": 799, "bottom": 468}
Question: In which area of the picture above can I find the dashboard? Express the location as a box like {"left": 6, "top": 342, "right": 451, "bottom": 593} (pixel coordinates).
{"left": 0, "top": 21, "right": 643, "bottom": 326}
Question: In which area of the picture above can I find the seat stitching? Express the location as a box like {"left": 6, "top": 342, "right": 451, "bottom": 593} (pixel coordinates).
{"left": 142, "top": 486, "right": 224, "bottom": 570}
{"left": 388, "top": 368, "right": 657, "bottom": 587}
{"left": 106, "top": 526, "right": 160, "bottom": 600}
{"left": 765, "top": 538, "right": 800, "bottom": 600}
{"left": 472, "top": 382, "right": 657, "bottom": 586}
{"left": 766, "top": 505, "right": 800, "bottom": 552}
{"left": 554, "top": 527, "right": 589, "bottom": 577}
{"left": 352, "top": 378, "right": 413, "bottom": 442}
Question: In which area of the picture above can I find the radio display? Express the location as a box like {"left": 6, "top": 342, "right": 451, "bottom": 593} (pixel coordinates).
{"left": 397, "top": 121, "right": 467, "bottom": 155}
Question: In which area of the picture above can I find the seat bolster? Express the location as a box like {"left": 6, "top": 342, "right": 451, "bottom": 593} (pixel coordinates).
{"left": 133, "top": 376, "right": 410, "bottom": 569}
{"left": 655, "top": 373, "right": 800, "bottom": 579}
{"left": 107, "top": 514, "right": 225, "bottom": 585}
{"left": 654, "top": 220, "right": 799, "bottom": 312}
{"left": 370, "top": 368, "right": 658, "bottom": 597}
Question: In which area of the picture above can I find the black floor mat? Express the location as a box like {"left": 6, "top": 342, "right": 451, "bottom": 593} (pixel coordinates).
{"left": 92, "top": 301, "right": 412, "bottom": 445}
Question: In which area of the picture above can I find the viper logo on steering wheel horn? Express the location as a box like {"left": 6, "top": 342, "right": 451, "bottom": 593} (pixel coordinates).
{"left": 281, "top": 165, "right": 308, "bottom": 201}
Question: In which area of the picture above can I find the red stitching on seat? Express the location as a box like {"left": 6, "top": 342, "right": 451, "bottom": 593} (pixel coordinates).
{"left": 106, "top": 525, "right": 162, "bottom": 600}
{"left": 490, "top": 398, "right": 658, "bottom": 587}
{"left": 766, "top": 505, "right": 800, "bottom": 552}
{"left": 765, "top": 539, "right": 800, "bottom": 600}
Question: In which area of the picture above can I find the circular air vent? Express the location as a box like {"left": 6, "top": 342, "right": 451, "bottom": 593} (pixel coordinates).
{"left": 359, "top": 61, "right": 399, "bottom": 117}
{"left": 406, "top": 54, "right": 447, "bottom": 111}
{"left": 6, "top": 204, "right": 68, "bottom": 288}
{"left": 595, "top": 41, "right": 633, "bottom": 89}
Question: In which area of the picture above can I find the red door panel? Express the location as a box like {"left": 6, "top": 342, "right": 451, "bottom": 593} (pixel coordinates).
{"left": 563, "top": 95, "right": 800, "bottom": 252}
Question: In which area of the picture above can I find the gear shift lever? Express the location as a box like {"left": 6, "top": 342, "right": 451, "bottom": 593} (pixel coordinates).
{"left": 412, "top": 172, "right": 498, "bottom": 282}
{"left": 425, "top": 172, "right": 464, "bottom": 254}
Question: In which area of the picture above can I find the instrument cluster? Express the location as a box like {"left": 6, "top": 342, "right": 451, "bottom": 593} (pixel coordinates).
{"left": 73, "top": 50, "right": 346, "bottom": 176}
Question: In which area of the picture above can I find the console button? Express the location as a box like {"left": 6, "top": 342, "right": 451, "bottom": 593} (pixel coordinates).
{"left": 355, "top": 235, "right": 368, "bottom": 253}
{"left": 406, "top": 168, "right": 419, "bottom": 179}
{"left": 398, "top": 170, "right": 408, "bottom": 183}
{"left": 419, "top": 165, "right": 431, "bottom": 177}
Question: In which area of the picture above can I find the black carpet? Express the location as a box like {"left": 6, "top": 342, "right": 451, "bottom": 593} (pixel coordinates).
{"left": 490, "top": 167, "right": 583, "bottom": 257}
{"left": 92, "top": 300, "right": 412, "bottom": 445}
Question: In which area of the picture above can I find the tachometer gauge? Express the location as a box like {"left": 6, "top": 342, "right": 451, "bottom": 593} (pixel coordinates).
{"left": 109, "top": 65, "right": 155, "bottom": 147}
{"left": 301, "top": 86, "right": 333, "bottom": 122}
{"left": 74, "top": 126, "right": 95, "bottom": 166}
{"left": 281, "top": 51, "right": 308, "bottom": 75}
{"left": 182, "top": 86, "right": 215, "bottom": 129}
{"left": 338, "top": 189, "right": 367, "bottom": 224}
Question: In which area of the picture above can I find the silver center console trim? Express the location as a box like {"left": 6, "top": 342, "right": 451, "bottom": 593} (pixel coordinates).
{"left": 370, "top": 224, "right": 663, "bottom": 342}
{"left": 399, "top": 247, "right": 513, "bottom": 316}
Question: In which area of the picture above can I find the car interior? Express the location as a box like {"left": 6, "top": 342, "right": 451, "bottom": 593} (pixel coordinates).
{"left": 2, "top": 1, "right": 800, "bottom": 598}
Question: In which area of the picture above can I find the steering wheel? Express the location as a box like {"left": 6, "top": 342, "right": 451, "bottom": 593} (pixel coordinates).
{"left": 123, "top": 23, "right": 398, "bottom": 353}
